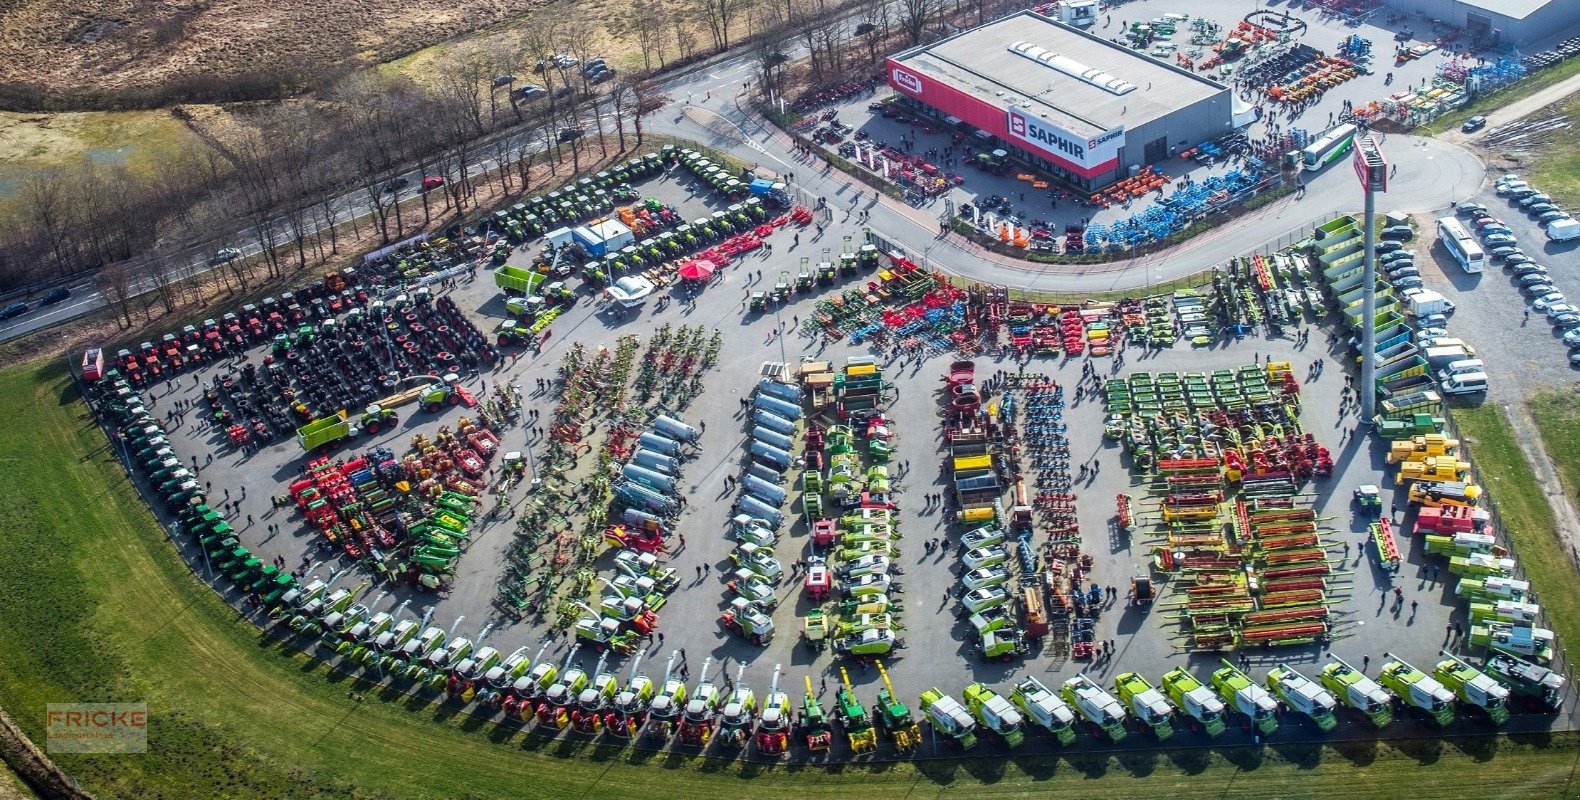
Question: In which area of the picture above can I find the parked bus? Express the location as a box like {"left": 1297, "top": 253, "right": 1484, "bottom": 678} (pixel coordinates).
{"left": 1301, "top": 123, "right": 1357, "bottom": 171}
{"left": 1436, "top": 217, "right": 1485, "bottom": 273}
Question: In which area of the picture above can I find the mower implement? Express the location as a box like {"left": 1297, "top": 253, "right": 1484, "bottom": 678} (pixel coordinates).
{"left": 835, "top": 667, "right": 877, "bottom": 754}
{"left": 1483, "top": 653, "right": 1565, "bottom": 712}
{"left": 964, "top": 683, "right": 1025, "bottom": 748}
{"left": 1212, "top": 659, "right": 1278, "bottom": 734}
{"left": 717, "top": 663, "right": 757, "bottom": 748}
{"left": 919, "top": 688, "right": 978, "bottom": 749}
{"left": 1320, "top": 656, "right": 1395, "bottom": 727}
{"left": 1379, "top": 652, "right": 1456, "bottom": 726}
{"left": 1266, "top": 663, "right": 1337, "bottom": 731}
{"left": 678, "top": 657, "right": 719, "bottom": 746}
{"left": 644, "top": 651, "right": 688, "bottom": 739}
{"left": 873, "top": 660, "right": 921, "bottom": 752}
{"left": 801, "top": 675, "right": 833, "bottom": 752}
{"left": 1115, "top": 672, "right": 1176, "bottom": 740}
{"left": 1433, "top": 650, "right": 1508, "bottom": 725}
{"left": 1162, "top": 668, "right": 1226, "bottom": 736}
{"left": 755, "top": 665, "right": 791, "bottom": 755}
{"left": 1010, "top": 676, "right": 1076, "bottom": 745}
{"left": 1062, "top": 675, "right": 1128, "bottom": 741}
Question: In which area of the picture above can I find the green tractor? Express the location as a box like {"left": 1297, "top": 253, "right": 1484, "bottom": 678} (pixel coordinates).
{"left": 873, "top": 660, "right": 920, "bottom": 752}
{"left": 835, "top": 667, "right": 876, "bottom": 754}
{"left": 800, "top": 675, "right": 832, "bottom": 752}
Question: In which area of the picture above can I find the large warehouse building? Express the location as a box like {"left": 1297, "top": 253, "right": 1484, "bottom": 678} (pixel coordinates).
{"left": 1385, "top": 0, "right": 1580, "bottom": 47}
{"left": 886, "top": 11, "right": 1233, "bottom": 190}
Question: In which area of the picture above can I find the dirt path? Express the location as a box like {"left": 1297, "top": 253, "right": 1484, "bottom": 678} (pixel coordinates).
{"left": 1503, "top": 401, "right": 1580, "bottom": 568}
{"left": 1441, "top": 70, "right": 1580, "bottom": 145}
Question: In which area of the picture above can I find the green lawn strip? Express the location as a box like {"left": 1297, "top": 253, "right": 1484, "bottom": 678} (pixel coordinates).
{"left": 1529, "top": 389, "right": 1580, "bottom": 500}
{"left": 0, "top": 358, "right": 1576, "bottom": 799}
{"left": 1449, "top": 402, "right": 1580, "bottom": 655}
{"left": 1416, "top": 57, "right": 1580, "bottom": 137}
{"left": 1526, "top": 90, "right": 1580, "bottom": 209}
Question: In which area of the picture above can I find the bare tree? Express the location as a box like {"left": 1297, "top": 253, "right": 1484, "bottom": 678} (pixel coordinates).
{"left": 900, "top": 0, "right": 934, "bottom": 45}
{"left": 17, "top": 171, "right": 74, "bottom": 279}
{"left": 693, "top": 0, "right": 746, "bottom": 52}
{"left": 673, "top": 11, "right": 700, "bottom": 61}
{"left": 630, "top": 6, "right": 670, "bottom": 71}
{"left": 97, "top": 261, "right": 135, "bottom": 328}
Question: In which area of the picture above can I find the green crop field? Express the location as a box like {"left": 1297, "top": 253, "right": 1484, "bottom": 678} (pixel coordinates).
{"left": 0, "top": 357, "right": 1577, "bottom": 799}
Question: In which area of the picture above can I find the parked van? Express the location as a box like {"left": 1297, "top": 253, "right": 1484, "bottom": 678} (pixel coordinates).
{"left": 1546, "top": 218, "right": 1580, "bottom": 242}
{"left": 1419, "top": 337, "right": 1477, "bottom": 354}
{"left": 1437, "top": 359, "right": 1485, "bottom": 382}
{"left": 1439, "top": 372, "right": 1488, "bottom": 395}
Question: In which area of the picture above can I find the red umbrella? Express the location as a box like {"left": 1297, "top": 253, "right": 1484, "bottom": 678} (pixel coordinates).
{"left": 677, "top": 259, "right": 717, "bottom": 280}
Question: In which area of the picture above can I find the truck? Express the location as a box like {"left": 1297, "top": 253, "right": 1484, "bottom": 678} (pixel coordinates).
{"left": 1114, "top": 672, "right": 1176, "bottom": 740}
{"left": 1212, "top": 660, "right": 1278, "bottom": 734}
{"left": 1433, "top": 651, "right": 1509, "bottom": 724}
{"left": 919, "top": 688, "right": 978, "bottom": 749}
{"left": 1061, "top": 675, "right": 1128, "bottom": 742}
{"left": 1483, "top": 653, "right": 1564, "bottom": 712}
{"left": 1404, "top": 289, "right": 1454, "bottom": 317}
{"left": 1320, "top": 656, "right": 1395, "bottom": 727}
{"left": 1378, "top": 653, "right": 1456, "bottom": 726}
{"left": 1421, "top": 346, "right": 1474, "bottom": 371}
{"left": 1162, "top": 667, "right": 1227, "bottom": 736}
{"left": 1010, "top": 676, "right": 1077, "bottom": 745}
{"left": 963, "top": 683, "right": 1025, "bottom": 748}
{"left": 1545, "top": 217, "right": 1580, "bottom": 242}
{"left": 1266, "top": 663, "right": 1337, "bottom": 731}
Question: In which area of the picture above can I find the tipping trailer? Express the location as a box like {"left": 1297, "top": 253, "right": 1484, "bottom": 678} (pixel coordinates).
{"left": 1379, "top": 652, "right": 1456, "bottom": 726}
{"left": 1212, "top": 660, "right": 1278, "bottom": 734}
{"left": 297, "top": 412, "right": 352, "bottom": 452}
{"left": 1433, "top": 650, "right": 1509, "bottom": 725}
{"left": 1062, "top": 675, "right": 1128, "bottom": 742}
{"left": 1320, "top": 656, "right": 1395, "bottom": 727}
{"left": 1267, "top": 663, "right": 1337, "bottom": 731}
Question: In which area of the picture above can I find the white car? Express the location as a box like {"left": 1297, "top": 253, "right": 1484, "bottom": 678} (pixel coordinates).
{"left": 1532, "top": 292, "right": 1567, "bottom": 312}
{"left": 1563, "top": 328, "right": 1580, "bottom": 347}
{"left": 1547, "top": 303, "right": 1579, "bottom": 320}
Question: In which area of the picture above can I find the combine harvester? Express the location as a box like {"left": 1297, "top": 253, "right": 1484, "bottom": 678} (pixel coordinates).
{"left": 1011, "top": 676, "right": 1077, "bottom": 745}
{"left": 964, "top": 683, "right": 1025, "bottom": 748}
{"left": 801, "top": 676, "right": 833, "bottom": 752}
{"left": 873, "top": 661, "right": 921, "bottom": 752}
{"left": 1115, "top": 672, "right": 1176, "bottom": 740}
{"left": 1484, "top": 653, "right": 1565, "bottom": 713}
{"left": 1062, "top": 675, "right": 1128, "bottom": 742}
{"left": 1379, "top": 652, "right": 1456, "bottom": 726}
{"left": 1433, "top": 650, "right": 1509, "bottom": 725}
{"left": 1266, "top": 663, "right": 1337, "bottom": 731}
{"left": 643, "top": 652, "right": 688, "bottom": 739}
{"left": 678, "top": 657, "right": 721, "bottom": 746}
{"left": 1163, "top": 667, "right": 1226, "bottom": 736}
{"left": 1320, "top": 656, "right": 1395, "bottom": 727}
{"left": 920, "top": 688, "right": 979, "bottom": 749}
{"left": 754, "top": 665, "right": 792, "bottom": 756}
{"left": 835, "top": 667, "right": 877, "bottom": 754}
{"left": 716, "top": 664, "right": 757, "bottom": 748}
{"left": 1212, "top": 660, "right": 1278, "bottom": 733}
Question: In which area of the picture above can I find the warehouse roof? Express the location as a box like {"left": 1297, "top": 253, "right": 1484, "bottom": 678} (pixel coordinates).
{"left": 1461, "top": 0, "right": 1550, "bottom": 20}
{"left": 892, "top": 11, "right": 1226, "bottom": 136}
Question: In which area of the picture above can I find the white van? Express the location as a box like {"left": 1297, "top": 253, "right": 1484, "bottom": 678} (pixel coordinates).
{"left": 1547, "top": 218, "right": 1580, "bottom": 242}
{"left": 1438, "top": 359, "right": 1484, "bottom": 382}
{"left": 1419, "top": 337, "right": 1476, "bottom": 353}
{"left": 1440, "top": 372, "right": 1488, "bottom": 395}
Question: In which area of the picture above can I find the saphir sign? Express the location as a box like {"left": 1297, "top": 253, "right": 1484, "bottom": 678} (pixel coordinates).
{"left": 1004, "top": 106, "right": 1122, "bottom": 173}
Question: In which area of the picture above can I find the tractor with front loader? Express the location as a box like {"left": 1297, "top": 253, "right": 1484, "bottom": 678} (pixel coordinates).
{"left": 1379, "top": 652, "right": 1456, "bottom": 726}
{"left": 964, "top": 683, "right": 1025, "bottom": 748}
{"left": 835, "top": 667, "right": 877, "bottom": 754}
{"left": 872, "top": 660, "right": 920, "bottom": 752}
{"left": 1320, "top": 656, "right": 1395, "bottom": 728}
{"left": 1010, "top": 676, "right": 1076, "bottom": 745}
{"left": 1163, "top": 667, "right": 1226, "bottom": 736}
{"left": 678, "top": 657, "right": 720, "bottom": 746}
{"left": 1211, "top": 659, "right": 1278, "bottom": 734}
{"left": 717, "top": 664, "right": 757, "bottom": 748}
{"left": 919, "top": 688, "right": 978, "bottom": 749}
{"left": 1266, "top": 663, "right": 1337, "bottom": 731}
{"left": 800, "top": 676, "right": 833, "bottom": 752}
{"left": 1115, "top": 672, "right": 1176, "bottom": 740}
{"left": 1062, "top": 675, "right": 1128, "bottom": 741}
{"left": 754, "top": 665, "right": 792, "bottom": 756}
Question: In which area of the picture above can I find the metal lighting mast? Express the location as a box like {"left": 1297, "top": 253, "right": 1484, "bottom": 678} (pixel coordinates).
{"left": 1353, "top": 134, "right": 1388, "bottom": 424}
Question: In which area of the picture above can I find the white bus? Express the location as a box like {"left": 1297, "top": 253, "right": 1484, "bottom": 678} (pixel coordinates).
{"left": 1436, "top": 217, "right": 1485, "bottom": 273}
{"left": 1301, "top": 123, "right": 1357, "bottom": 171}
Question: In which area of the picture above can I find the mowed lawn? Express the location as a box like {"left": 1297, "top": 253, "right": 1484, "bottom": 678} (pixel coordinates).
{"left": 0, "top": 358, "right": 1577, "bottom": 799}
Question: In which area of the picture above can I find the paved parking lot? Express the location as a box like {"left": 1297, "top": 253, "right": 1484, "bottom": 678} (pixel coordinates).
{"left": 123, "top": 153, "right": 1572, "bottom": 756}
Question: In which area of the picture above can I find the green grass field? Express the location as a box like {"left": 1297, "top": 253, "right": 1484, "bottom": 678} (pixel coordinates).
{"left": 1530, "top": 389, "right": 1580, "bottom": 502}
{"left": 1448, "top": 402, "right": 1580, "bottom": 661}
{"left": 1526, "top": 89, "right": 1580, "bottom": 209}
{"left": 1, "top": 358, "right": 1578, "bottom": 799}
{"left": 1417, "top": 56, "right": 1580, "bottom": 138}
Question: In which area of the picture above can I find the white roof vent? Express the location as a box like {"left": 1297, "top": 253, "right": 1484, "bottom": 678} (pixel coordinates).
{"left": 1007, "top": 45, "right": 1137, "bottom": 95}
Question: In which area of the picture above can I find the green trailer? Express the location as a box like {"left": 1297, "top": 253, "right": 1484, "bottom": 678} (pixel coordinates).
{"left": 494, "top": 264, "right": 545, "bottom": 294}
{"left": 297, "top": 412, "right": 351, "bottom": 452}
